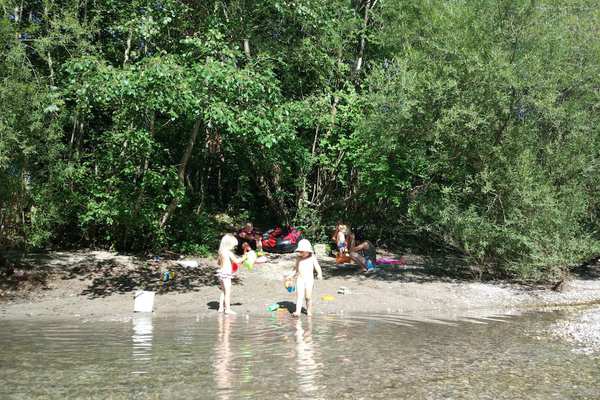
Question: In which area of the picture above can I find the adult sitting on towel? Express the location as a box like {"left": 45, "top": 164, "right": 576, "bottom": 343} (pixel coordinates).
{"left": 350, "top": 231, "right": 376, "bottom": 273}
{"left": 236, "top": 222, "right": 261, "bottom": 252}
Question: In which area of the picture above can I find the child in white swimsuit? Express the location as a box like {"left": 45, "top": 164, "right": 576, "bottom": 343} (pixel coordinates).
{"left": 217, "top": 234, "right": 244, "bottom": 315}
{"left": 292, "top": 239, "right": 323, "bottom": 317}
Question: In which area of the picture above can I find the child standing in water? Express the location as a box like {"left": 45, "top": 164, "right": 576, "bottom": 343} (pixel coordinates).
{"left": 217, "top": 234, "right": 244, "bottom": 315}
{"left": 292, "top": 239, "right": 323, "bottom": 317}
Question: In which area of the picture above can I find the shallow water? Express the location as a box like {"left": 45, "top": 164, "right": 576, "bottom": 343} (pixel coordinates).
{"left": 0, "top": 311, "right": 598, "bottom": 399}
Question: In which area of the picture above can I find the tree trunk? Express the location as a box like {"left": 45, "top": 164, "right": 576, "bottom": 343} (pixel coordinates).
{"left": 47, "top": 51, "right": 54, "bottom": 85}
{"left": 16, "top": 1, "right": 22, "bottom": 22}
{"left": 69, "top": 114, "right": 78, "bottom": 147}
{"left": 127, "top": 113, "right": 156, "bottom": 248}
{"left": 310, "top": 95, "right": 340, "bottom": 206}
{"left": 353, "top": 0, "right": 373, "bottom": 76}
{"left": 243, "top": 39, "right": 251, "bottom": 58}
{"left": 123, "top": 29, "right": 133, "bottom": 66}
{"left": 82, "top": 0, "right": 88, "bottom": 23}
{"left": 255, "top": 174, "right": 289, "bottom": 222}
{"left": 159, "top": 120, "right": 202, "bottom": 228}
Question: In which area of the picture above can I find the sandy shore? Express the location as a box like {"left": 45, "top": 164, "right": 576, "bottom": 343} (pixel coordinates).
{"left": 2, "top": 250, "right": 600, "bottom": 324}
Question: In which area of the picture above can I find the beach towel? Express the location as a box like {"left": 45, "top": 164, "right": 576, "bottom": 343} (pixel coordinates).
{"left": 376, "top": 257, "right": 406, "bottom": 266}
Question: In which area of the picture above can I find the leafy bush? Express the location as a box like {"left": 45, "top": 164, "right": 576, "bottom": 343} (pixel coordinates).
{"left": 1, "top": 0, "right": 598, "bottom": 282}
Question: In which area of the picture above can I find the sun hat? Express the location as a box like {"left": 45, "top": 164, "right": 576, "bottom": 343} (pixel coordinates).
{"left": 295, "top": 239, "right": 313, "bottom": 253}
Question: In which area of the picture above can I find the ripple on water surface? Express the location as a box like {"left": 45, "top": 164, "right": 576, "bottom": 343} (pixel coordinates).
{"left": 0, "top": 310, "right": 598, "bottom": 399}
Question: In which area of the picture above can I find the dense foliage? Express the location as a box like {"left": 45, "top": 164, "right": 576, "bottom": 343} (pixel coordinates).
{"left": 1, "top": 0, "right": 599, "bottom": 280}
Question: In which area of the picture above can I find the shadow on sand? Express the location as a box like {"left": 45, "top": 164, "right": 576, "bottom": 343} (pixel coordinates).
{"left": 4, "top": 250, "right": 599, "bottom": 301}
{"left": 1, "top": 251, "right": 222, "bottom": 299}
{"left": 320, "top": 255, "right": 476, "bottom": 284}
{"left": 71, "top": 260, "right": 221, "bottom": 298}
{"left": 206, "top": 301, "right": 243, "bottom": 310}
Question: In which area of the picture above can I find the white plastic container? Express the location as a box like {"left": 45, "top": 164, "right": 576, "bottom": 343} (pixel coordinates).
{"left": 134, "top": 290, "right": 155, "bottom": 313}
{"left": 176, "top": 260, "right": 199, "bottom": 268}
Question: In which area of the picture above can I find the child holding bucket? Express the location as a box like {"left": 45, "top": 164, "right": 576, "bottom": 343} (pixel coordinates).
{"left": 292, "top": 239, "right": 323, "bottom": 317}
{"left": 217, "top": 233, "right": 245, "bottom": 315}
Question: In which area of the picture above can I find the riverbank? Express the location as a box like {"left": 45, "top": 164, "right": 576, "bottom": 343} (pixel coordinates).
{"left": 2, "top": 250, "right": 600, "bottom": 323}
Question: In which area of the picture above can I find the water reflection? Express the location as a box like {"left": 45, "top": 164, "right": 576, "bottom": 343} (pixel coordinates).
{"left": 295, "top": 318, "right": 322, "bottom": 399}
{"left": 215, "top": 316, "right": 234, "bottom": 400}
{"left": 3, "top": 311, "right": 600, "bottom": 400}
{"left": 131, "top": 314, "right": 153, "bottom": 374}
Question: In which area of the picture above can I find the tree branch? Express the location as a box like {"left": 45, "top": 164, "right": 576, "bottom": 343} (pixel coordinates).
{"left": 160, "top": 119, "right": 201, "bottom": 228}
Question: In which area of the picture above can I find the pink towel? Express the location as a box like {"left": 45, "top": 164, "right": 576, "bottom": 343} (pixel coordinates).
{"left": 376, "top": 257, "right": 406, "bottom": 265}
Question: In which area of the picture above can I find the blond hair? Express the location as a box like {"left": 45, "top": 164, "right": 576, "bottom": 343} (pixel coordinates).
{"left": 218, "top": 234, "right": 238, "bottom": 266}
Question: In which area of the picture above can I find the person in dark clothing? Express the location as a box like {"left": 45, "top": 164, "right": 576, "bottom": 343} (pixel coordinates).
{"left": 235, "top": 222, "right": 262, "bottom": 254}
{"left": 349, "top": 231, "right": 376, "bottom": 273}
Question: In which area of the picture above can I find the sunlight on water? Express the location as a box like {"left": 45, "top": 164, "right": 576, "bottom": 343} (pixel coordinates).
{"left": 132, "top": 315, "right": 153, "bottom": 373}
{"left": 0, "top": 310, "right": 598, "bottom": 399}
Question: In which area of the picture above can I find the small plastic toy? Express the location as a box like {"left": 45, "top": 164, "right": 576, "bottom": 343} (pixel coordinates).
{"left": 267, "top": 303, "right": 280, "bottom": 312}
{"left": 162, "top": 271, "right": 175, "bottom": 282}
{"left": 284, "top": 275, "right": 296, "bottom": 293}
{"left": 337, "top": 287, "right": 351, "bottom": 295}
{"left": 243, "top": 250, "right": 257, "bottom": 271}
{"left": 366, "top": 259, "right": 375, "bottom": 271}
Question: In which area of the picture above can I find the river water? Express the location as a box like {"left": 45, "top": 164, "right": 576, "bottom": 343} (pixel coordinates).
{"left": 0, "top": 310, "right": 598, "bottom": 399}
